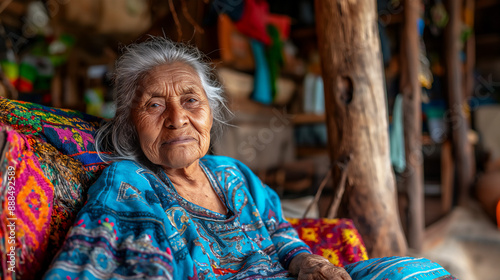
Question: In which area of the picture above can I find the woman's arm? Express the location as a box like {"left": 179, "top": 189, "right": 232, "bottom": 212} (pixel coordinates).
{"left": 234, "top": 160, "right": 312, "bottom": 268}
{"left": 44, "top": 161, "right": 177, "bottom": 279}
{"left": 233, "top": 159, "right": 352, "bottom": 279}
{"left": 44, "top": 209, "right": 175, "bottom": 279}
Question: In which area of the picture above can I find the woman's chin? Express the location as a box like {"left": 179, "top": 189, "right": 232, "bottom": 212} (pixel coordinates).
{"left": 155, "top": 145, "right": 207, "bottom": 170}
{"left": 160, "top": 155, "right": 201, "bottom": 170}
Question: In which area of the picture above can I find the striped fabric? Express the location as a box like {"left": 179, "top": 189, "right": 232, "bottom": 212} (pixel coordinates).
{"left": 345, "top": 256, "right": 457, "bottom": 280}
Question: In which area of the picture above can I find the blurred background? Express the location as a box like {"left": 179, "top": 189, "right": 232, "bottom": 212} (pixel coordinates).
{"left": 1, "top": 0, "right": 500, "bottom": 278}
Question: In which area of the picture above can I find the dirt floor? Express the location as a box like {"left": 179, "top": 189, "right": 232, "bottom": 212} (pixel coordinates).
{"left": 409, "top": 202, "right": 500, "bottom": 280}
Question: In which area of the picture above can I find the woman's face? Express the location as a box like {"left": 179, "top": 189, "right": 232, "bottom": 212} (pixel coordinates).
{"left": 131, "top": 62, "right": 212, "bottom": 170}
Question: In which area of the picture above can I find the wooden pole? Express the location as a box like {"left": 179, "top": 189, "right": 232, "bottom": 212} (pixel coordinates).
{"left": 400, "top": 0, "right": 425, "bottom": 252}
{"left": 315, "top": 0, "right": 407, "bottom": 257}
{"left": 464, "top": 0, "right": 476, "bottom": 182}
{"left": 464, "top": 0, "right": 475, "bottom": 100}
{"left": 445, "top": 0, "right": 473, "bottom": 206}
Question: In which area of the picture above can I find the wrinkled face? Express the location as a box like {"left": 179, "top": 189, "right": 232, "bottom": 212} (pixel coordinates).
{"left": 131, "top": 62, "right": 212, "bottom": 170}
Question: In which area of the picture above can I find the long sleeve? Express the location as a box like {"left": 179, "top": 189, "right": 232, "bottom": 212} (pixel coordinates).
{"left": 234, "top": 159, "right": 312, "bottom": 269}
{"left": 43, "top": 161, "right": 176, "bottom": 280}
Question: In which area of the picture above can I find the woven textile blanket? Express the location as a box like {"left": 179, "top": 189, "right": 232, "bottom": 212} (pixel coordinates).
{"left": 0, "top": 125, "right": 100, "bottom": 279}
{"left": 0, "top": 97, "right": 106, "bottom": 174}
{"left": 0, "top": 127, "right": 54, "bottom": 279}
{"left": 0, "top": 96, "right": 108, "bottom": 279}
{"left": 286, "top": 218, "right": 369, "bottom": 267}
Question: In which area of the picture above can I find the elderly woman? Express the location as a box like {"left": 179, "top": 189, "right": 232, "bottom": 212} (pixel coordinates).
{"left": 44, "top": 37, "right": 455, "bottom": 280}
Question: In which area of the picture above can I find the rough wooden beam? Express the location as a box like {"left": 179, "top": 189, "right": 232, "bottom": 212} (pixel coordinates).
{"left": 464, "top": 0, "right": 476, "bottom": 99}
{"left": 401, "top": 0, "right": 425, "bottom": 252}
{"left": 445, "top": 0, "right": 473, "bottom": 207}
{"left": 464, "top": 0, "right": 476, "bottom": 182}
{"left": 315, "top": 0, "right": 407, "bottom": 257}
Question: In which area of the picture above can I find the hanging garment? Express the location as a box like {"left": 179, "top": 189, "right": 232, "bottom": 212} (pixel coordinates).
{"left": 312, "top": 76, "right": 325, "bottom": 114}
{"left": 250, "top": 40, "right": 272, "bottom": 104}
{"left": 267, "top": 14, "right": 291, "bottom": 40}
{"left": 265, "top": 24, "right": 284, "bottom": 100}
{"left": 303, "top": 73, "right": 316, "bottom": 113}
{"left": 234, "top": 0, "right": 271, "bottom": 45}
{"left": 390, "top": 94, "right": 406, "bottom": 173}
{"left": 0, "top": 61, "right": 18, "bottom": 88}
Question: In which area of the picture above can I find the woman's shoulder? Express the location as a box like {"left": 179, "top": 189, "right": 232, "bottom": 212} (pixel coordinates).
{"left": 99, "top": 160, "right": 148, "bottom": 181}
{"left": 103, "top": 159, "right": 143, "bottom": 170}
{"left": 89, "top": 160, "right": 160, "bottom": 197}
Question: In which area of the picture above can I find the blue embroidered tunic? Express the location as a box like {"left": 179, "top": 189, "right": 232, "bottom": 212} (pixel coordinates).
{"left": 43, "top": 155, "right": 456, "bottom": 280}
{"left": 44, "top": 155, "right": 311, "bottom": 279}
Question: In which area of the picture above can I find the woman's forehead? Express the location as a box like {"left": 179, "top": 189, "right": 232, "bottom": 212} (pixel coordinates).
{"left": 137, "top": 63, "right": 204, "bottom": 93}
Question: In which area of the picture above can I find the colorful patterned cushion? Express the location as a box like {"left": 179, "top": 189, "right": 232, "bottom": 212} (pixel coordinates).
{"left": 286, "top": 218, "right": 369, "bottom": 267}
{"left": 0, "top": 97, "right": 106, "bottom": 174}
{"left": 0, "top": 126, "right": 98, "bottom": 279}
{"left": 31, "top": 139, "right": 89, "bottom": 263}
{"left": 0, "top": 127, "right": 54, "bottom": 280}
{"left": 0, "top": 98, "right": 109, "bottom": 279}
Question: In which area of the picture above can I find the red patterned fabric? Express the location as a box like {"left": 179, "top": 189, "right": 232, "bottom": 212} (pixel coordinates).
{"left": 286, "top": 218, "right": 369, "bottom": 267}
{"left": 234, "top": 0, "right": 271, "bottom": 44}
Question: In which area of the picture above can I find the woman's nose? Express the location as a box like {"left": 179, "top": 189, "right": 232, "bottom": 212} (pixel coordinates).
{"left": 164, "top": 104, "right": 188, "bottom": 129}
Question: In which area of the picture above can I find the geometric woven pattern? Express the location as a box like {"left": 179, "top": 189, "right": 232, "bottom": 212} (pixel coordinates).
{"left": 0, "top": 97, "right": 107, "bottom": 174}
{"left": 0, "top": 127, "right": 54, "bottom": 280}
{"left": 0, "top": 98, "right": 108, "bottom": 279}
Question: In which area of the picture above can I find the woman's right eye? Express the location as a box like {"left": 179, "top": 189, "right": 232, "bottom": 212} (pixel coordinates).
{"left": 145, "top": 97, "right": 165, "bottom": 112}
{"left": 145, "top": 102, "right": 164, "bottom": 113}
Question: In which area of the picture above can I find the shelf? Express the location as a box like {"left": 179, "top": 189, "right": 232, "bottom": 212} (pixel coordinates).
{"left": 476, "top": 34, "right": 500, "bottom": 45}
{"left": 293, "top": 113, "right": 326, "bottom": 124}
{"left": 290, "top": 27, "right": 316, "bottom": 40}
{"left": 296, "top": 146, "right": 328, "bottom": 157}
{"left": 477, "top": 0, "right": 500, "bottom": 9}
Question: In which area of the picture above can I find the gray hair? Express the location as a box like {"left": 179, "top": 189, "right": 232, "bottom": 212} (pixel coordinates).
{"left": 95, "top": 37, "right": 229, "bottom": 165}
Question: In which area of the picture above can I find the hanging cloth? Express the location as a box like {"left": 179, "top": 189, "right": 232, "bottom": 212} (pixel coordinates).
{"left": 265, "top": 24, "right": 283, "bottom": 100}
{"left": 205, "top": 0, "right": 245, "bottom": 25}
{"left": 234, "top": 0, "right": 271, "bottom": 45}
{"left": 313, "top": 76, "right": 325, "bottom": 114}
{"left": 390, "top": 94, "right": 406, "bottom": 173}
{"left": 267, "top": 14, "right": 291, "bottom": 40}
{"left": 250, "top": 40, "right": 272, "bottom": 104}
{"left": 303, "top": 73, "right": 316, "bottom": 113}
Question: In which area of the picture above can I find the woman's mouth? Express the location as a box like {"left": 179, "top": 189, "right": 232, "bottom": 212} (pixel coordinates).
{"left": 163, "top": 136, "right": 196, "bottom": 145}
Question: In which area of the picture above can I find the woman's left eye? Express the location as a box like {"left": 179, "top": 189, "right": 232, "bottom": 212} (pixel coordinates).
{"left": 187, "top": 98, "right": 197, "bottom": 103}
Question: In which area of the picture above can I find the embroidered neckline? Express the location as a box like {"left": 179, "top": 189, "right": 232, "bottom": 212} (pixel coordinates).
{"left": 159, "top": 161, "right": 234, "bottom": 221}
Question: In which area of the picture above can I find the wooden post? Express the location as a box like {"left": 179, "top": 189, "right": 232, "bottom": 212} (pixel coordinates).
{"left": 445, "top": 0, "right": 473, "bottom": 206}
{"left": 315, "top": 0, "right": 407, "bottom": 257}
{"left": 464, "top": 0, "right": 476, "bottom": 182}
{"left": 400, "top": 0, "right": 425, "bottom": 252}
{"left": 464, "top": 0, "right": 475, "bottom": 100}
